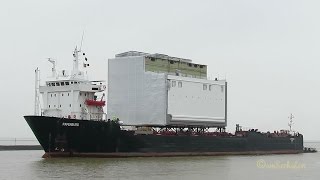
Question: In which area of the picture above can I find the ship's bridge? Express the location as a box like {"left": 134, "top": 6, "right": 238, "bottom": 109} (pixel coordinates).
{"left": 44, "top": 80, "right": 106, "bottom": 93}
{"left": 39, "top": 79, "right": 106, "bottom": 120}
{"left": 35, "top": 47, "right": 107, "bottom": 121}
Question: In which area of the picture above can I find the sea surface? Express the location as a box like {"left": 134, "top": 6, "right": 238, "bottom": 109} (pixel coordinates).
{"left": 0, "top": 142, "right": 319, "bottom": 180}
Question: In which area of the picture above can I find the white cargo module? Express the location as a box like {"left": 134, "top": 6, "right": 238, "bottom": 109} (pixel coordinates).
{"left": 107, "top": 52, "right": 227, "bottom": 127}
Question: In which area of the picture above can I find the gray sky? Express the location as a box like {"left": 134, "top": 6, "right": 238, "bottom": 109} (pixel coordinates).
{"left": 0, "top": 0, "right": 319, "bottom": 140}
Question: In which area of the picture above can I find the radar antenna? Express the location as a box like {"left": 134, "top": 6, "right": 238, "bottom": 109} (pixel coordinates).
{"left": 288, "top": 113, "right": 294, "bottom": 132}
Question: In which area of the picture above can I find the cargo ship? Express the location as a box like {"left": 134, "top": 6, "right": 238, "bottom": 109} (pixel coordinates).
{"left": 25, "top": 48, "right": 303, "bottom": 158}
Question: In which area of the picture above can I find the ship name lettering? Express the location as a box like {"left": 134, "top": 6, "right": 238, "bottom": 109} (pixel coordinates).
{"left": 62, "top": 122, "right": 79, "bottom": 127}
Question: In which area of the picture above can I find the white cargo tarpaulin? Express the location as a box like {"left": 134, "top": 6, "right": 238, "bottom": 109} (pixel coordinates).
{"left": 107, "top": 56, "right": 167, "bottom": 126}
{"left": 108, "top": 55, "right": 227, "bottom": 127}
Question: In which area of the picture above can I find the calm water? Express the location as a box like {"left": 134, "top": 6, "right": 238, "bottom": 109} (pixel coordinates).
{"left": 0, "top": 142, "right": 319, "bottom": 180}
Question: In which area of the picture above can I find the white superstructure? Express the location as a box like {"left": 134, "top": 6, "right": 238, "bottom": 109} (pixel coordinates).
{"left": 107, "top": 52, "right": 227, "bottom": 127}
{"left": 37, "top": 47, "right": 106, "bottom": 120}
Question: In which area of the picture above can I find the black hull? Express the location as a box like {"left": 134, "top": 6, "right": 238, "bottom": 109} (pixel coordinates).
{"left": 25, "top": 116, "right": 304, "bottom": 157}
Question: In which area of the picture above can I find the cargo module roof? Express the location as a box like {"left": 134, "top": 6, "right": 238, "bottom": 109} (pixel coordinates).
{"left": 115, "top": 51, "right": 208, "bottom": 79}
{"left": 115, "top": 51, "right": 193, "bottom": 63}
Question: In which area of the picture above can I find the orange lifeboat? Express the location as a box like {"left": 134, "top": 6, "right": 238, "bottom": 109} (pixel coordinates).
{"left": 85, "top": 99, "right": 106, "bottom": 106}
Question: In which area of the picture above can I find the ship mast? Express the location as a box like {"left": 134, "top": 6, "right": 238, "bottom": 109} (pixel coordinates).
{"left": 71, "top": 45, "right": 90, "bottom": 80}
{"left": 47, "top": 58, "right": 56, "bottom": 78}
{"left": 73, "top": 47, "right": 80, "bottom": 75}
{"left": 34, "top": 67, "right": 40, "bottom": 115}
{"left": 288, "top": 113, "right": 294, "bottom": 132}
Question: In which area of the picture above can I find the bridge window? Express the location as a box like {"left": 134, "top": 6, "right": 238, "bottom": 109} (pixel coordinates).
{"left": 209, "top": 85, "right": 212, "bottom": 91}
{"left": 56, "top": 83, "right": 60, "bottom": 86}
{"left": 66, "top": 82, "right": 70, "bottom": 85}
{"left": 49, "top": 105, "right": 50, "bottom": 108}
{"left": 172, "top": 81, "right": 176, "bottom": 87}
{"left": 178, "top": 82, "right": 182, "bottom": 88}
{"left": 61, "top": 82, "right": 65, "bottom": 86}
{"left": 221, "top": 86, "right": 224, "bottom": 92}
{"left": 203, "top": 84, "right": 207, "bottom": 90}
{"left": 51, "top": 83, "right": 55, "bottom": 86}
